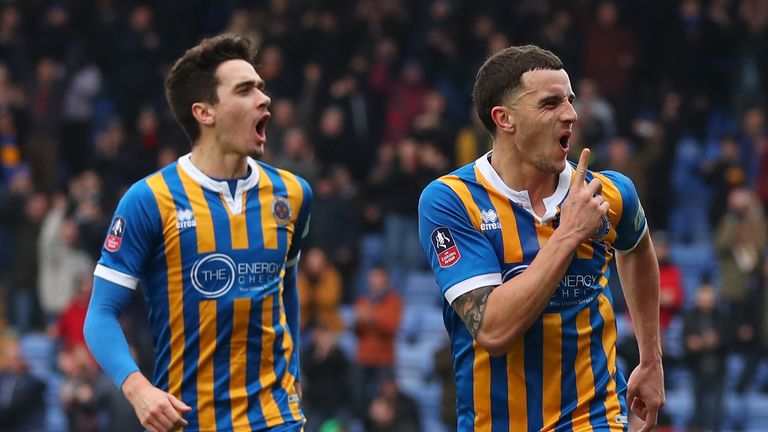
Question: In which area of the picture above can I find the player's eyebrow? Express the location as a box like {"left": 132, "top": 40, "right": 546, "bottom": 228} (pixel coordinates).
{"left": 233, "top": 79, "right": 264, "bottom": 92}
{"left": 538, "top": 93, "right": 575, "bottom": 106}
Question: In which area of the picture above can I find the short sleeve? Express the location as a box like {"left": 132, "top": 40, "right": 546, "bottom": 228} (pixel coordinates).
{"left": 286, "top": 176, "right": 313, "bottom": 267}
{"left": 94, "top": 181, "right": 161, "bottom": 289}
{"left": 418, "top": 180, "right": 502, "bottom": 304}
{"left": 601, "top": 171, "right": 648, "bottom": 252}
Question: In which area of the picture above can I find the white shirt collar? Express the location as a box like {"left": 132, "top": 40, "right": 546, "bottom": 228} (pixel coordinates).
{"left": 177, "top": 153, "right": 260, "bottom": 215}
{"left": 475, "top": 151, "right": 572, "bottom": 223}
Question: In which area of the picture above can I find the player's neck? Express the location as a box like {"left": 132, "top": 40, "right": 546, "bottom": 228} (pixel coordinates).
{"left": 489, "top": 145, "right": 559, "bottom": 202}
{"left": 189, "top": 139, "right": 249, "bottom": 179}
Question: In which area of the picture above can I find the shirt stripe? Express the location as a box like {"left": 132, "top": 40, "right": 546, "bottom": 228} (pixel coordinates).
{"left": 598, "top": 294, "right": 625, "bottom": 431}
{"left": 179, "top": 167, "right": 216, "bottom": 254}
{"left": 542, "top": 313, "right": 563, "bottom": 431}
{"left": 257, "top": 165, "right": 278, "bottom": 250}
{"left": 573, "top": 307, "right": 596, "bottom": 430}
{"left": 197, "top": 300, "right": 217, "bottom": 430}
{"left": 224, "top": 190, "right": 249, "bottom": 250}
{"left": 230, "top": 298, "right": 253, "bottom": 430}
{"left": 146, "top": 173, "right": 186, "bottom": 400}
{"left": 472, "top": 342, "right": 492, "bottom": 432}
{"left": 277, "top": 170, "right": 305, "bottom": 253}
{"left": 439, "top": 175, "right": 483, "bottom": 230}
{"left": 474, "top": 165, "right": 523, "bottom": 263}
{"left": 507, "top": 337, "right": 527, "bottom": 432}
{"left": 259, "top": 294, "right": 282, "bottom": 426}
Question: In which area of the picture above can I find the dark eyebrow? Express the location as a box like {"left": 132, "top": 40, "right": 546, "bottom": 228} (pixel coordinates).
{"left": 233, "top": 79, "right": 264, "bottom": 92}
{"left": 539, "top": 93, "right": 575, "bottom": 106}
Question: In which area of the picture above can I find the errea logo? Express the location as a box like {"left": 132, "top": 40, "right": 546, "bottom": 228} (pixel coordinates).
{"left": 479, "top": 209, "right": 502, "bottom": 231}
{"left": 176, "top": 208, "right": 196, "bottom": 229}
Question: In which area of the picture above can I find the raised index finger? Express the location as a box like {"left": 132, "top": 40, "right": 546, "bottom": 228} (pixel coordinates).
{"left": 572, "top": 148, "right": 590, "bottom": 189}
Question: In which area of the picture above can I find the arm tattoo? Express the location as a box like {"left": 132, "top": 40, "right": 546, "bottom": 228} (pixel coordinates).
{"left": 452, "top": 286, "right": 494, "bottom": 338}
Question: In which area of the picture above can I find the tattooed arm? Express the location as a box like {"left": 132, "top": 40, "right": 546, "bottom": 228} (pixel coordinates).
{"left": 453, "top": 286, "right": 494, "bottom": 338}
{"left": 451, "top": 151, "right": 610, "bottom": 356}
{"left": 451, "top": 226, "right": 582, "bottom": 357}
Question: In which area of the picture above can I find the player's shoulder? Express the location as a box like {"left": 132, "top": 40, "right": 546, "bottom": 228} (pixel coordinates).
{"left": 122, "top": 163, "right": 178, "bottom": 204}
{"left": 255, "top": 159, "right": 308, "bottom": 184}
{"left": 592, "top": 169, "right": 637, "bottom": 195}
{"left": 256, "top": 159, "right": 313, "bottom": 200}
{"left": 420, "top": 161, "right": 478, "bottom": 208}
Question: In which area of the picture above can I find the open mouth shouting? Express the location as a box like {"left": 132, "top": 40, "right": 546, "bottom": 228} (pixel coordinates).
{"left": 254, "top": 113, "right": 271, "bottom": 143}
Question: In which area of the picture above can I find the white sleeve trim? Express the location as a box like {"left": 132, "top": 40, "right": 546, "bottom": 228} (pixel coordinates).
{"left": 614, "top": 222, "right": 649, "bottom": 254}
{"left": 286, "top": 252, "right": 301, "bottom": 268}
{"left": 444, "top": 273, "right": 502, "bottom": 305}
{"left": 94, "top": 264, "right": 139, "bottom": 290}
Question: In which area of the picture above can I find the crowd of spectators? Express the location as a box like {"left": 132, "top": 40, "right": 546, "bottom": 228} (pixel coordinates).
{"left": 1, "top": 0, "right": 768, "bottom": 431}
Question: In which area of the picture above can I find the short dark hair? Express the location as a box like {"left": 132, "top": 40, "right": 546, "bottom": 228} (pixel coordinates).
{"left": 472, "top": 45, "right": 563, "bottom": 135}
{"left": 165, "top": 34, "right": 255, "bottom": 143}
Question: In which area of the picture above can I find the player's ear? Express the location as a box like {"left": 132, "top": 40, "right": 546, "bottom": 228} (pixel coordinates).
{"left": 491, "top": 105, "right": 516, "bottom": 134}
{"left": 192, "top": 102, "right": 215, "bottom": 127}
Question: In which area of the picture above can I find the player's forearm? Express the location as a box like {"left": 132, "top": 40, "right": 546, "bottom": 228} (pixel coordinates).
{"left": 84, "top": 276, "right": 141, "bottom": 388}
{"left": 479, "top": 230, "right": 581, "bottom": 355}
{"left": 617, "top": 234, "right": 662, "bottom": 365}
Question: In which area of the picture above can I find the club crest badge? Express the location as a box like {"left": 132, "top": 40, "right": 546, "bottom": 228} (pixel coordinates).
{"left": 590, "top": 215, "right": 611, "bottom": 242}
{"left": 272, "top": 196, "right": 292, "bottom": 225}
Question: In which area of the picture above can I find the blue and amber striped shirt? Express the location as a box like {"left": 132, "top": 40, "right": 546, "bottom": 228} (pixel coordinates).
{"left": 418, "top": 153, "right": 647, "bottom": 432}
{"left": 94, "top": 155, "right": 312, "bottom": 431}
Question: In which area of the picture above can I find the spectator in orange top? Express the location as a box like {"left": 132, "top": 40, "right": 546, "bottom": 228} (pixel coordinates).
{"left": 298, "top": 247, "right": 344, "bottom": 331}
{"left": 354, "top": 266, "right": 402, "bottom": 408}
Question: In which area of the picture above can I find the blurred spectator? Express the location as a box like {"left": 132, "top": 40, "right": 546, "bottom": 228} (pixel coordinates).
{"left": 37, "top": 194, "right": 93, "bottom": 323}
{"left": 735, "top": 253, "right": 768, "bottom": 398}
{"left": 583, "top": 2, "right": 638, "bottom": 102}
{"left": 701, "top": 134, "right": 748, "bottom": 226}
{"left": 433, "top": 338, "right": 456, "bottom": 430}
{"left": 380, "top": 61, "right": 430, "bottom": 145}
{"left": 0, "top": 5, "right": 27, "bottom": 80}
{"left": 306, "top": 169, "right": 361, "bottom": 298}
{"left": 653, "top": 231, "right": 685, "bottom": 339}
{"left": 1, "top": 171, "right": 46, "bottom": 332}
{"left": 58, "top": 345, "right": 100, "bottom": 432}
{"left": 315, "top": 105, "right": 354, "bottom": 171}
{"left": 133, "top": 105, "right": 163, "bottom": 176}
{"left": 0, "top": 335, "right": 46, "bottom": 432}
{"left": 354, "top": 266, "right": 402, "bottom": 407}
{"left": 113, "top": 4, "right": 163, "bottom": 124}
{"left": 412, "top": 90, "right": 458, "bottom": 162}
{"left": 299, "top": 248, "right": 344, "bottom": 332}
{"left": 52, "top": 272, "right": 93, "bottom": 351}
{"left": 377, "top": 139, "right": 433, "bottom": 277}
{"left": 454, "top": 105, "right": 491, "bottom": 167}
{"left": 377, "top": 372, "right": 420, "bottom": 431}
{"left": 715, "top": 188, "right": 766, "bottom": 334}
{"left": 683, "top": 283, "right": 728, "bottom": 432}
{"left": 26, "top": 57, "right": 63, "bottom": 192}
{"left": 60, "top": 60, "right": 102, "bottom": 176}
{"left": 364, "top": 393, "right": 417, "bottom": 432}
{"left": 91, "top": 119, "right": 140, "bottom": 208}
{"left": 267, "top": 98, "right": 296, "bottom": 157}
{"left": 302, "top": 325, "right": 352, "bottom": 432}
{"left": 573, "top": 78, "right": 615, "bottom": 149}
{"left": 274, "top": 127, "right": 322, "bottom": 186}
{"left": 0, "top": 109, "right": 22, "bottom": 183}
